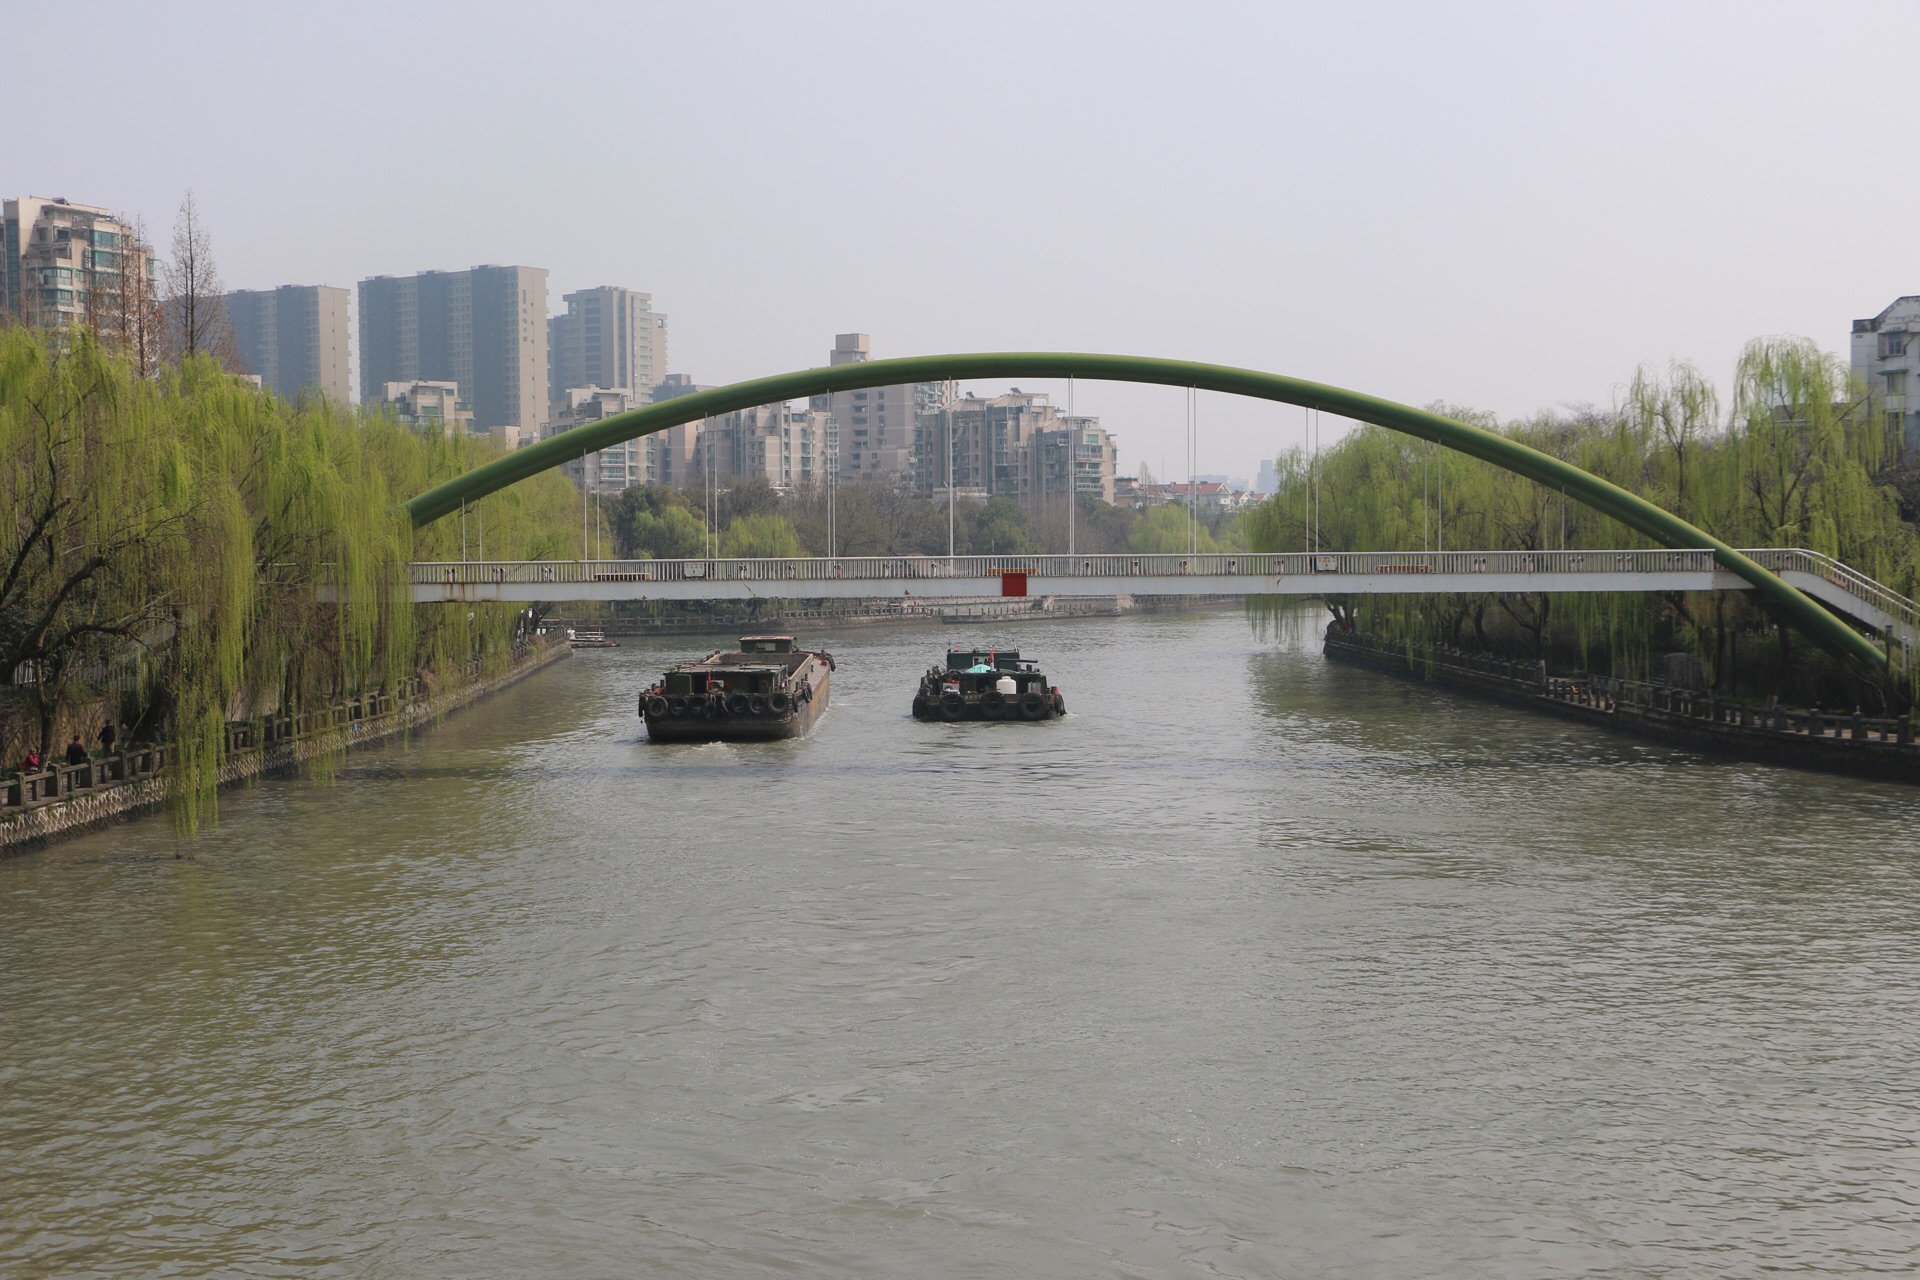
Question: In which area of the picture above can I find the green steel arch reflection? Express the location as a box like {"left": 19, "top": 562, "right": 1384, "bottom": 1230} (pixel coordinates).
{"left": 403, "top": 352, "right": 1887, "bottom": 668}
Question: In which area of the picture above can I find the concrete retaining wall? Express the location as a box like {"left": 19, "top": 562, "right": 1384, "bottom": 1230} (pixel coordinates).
{"left": 1325, "top": 630, "right": 1920, "bottom": 785}
{"left": 1, "top": 642, "right": 570, "bottom": 852}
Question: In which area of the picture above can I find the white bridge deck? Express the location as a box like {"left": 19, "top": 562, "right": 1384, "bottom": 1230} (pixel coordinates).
{"left": 407, "top": 549, "right": 1918, "bottom": 646}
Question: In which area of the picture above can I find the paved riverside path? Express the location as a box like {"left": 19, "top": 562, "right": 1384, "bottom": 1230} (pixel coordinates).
{"left": 404, "top": 548, "right": 1917, "bottom": 649}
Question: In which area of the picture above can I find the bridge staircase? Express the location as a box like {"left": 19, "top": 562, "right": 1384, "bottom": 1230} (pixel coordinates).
{"left": 1740, "top": 550, "right": 1919, "bottom": 655}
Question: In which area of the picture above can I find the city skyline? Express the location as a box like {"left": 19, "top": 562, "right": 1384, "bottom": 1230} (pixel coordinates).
{"left": 14, "top": 2, "right": 1914, "bottom": 481}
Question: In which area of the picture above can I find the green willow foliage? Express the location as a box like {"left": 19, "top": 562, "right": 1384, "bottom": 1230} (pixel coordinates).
{"left": 1, "top": 328, "right": 580, "bottom": 830}
{"left": 1244, "top": 337, "right": 1920, "bottom": 699}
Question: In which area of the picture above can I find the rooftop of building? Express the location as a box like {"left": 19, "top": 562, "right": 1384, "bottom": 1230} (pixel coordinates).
{"left": 1854, "top": 296, "right": 1920, "bottom": 332}
{"left": 7, "top": 196, "right": 119, "bottom": 217}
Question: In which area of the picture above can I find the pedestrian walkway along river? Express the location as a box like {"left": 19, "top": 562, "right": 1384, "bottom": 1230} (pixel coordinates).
{"left": 4, "top": 609, "right": 1918, "bottom": 1277}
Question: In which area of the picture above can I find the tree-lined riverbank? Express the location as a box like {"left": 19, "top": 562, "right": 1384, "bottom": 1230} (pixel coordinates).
{"left": 1249, "top": 337, "right": 1920, "bottom": 708}
{"left": 0, "top": 329, "right": 582, "bottom": 829}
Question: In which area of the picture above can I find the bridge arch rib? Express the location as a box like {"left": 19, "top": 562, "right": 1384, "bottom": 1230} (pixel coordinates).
{"left": 402, "top": 352, "right": 1885, "bottom": 669}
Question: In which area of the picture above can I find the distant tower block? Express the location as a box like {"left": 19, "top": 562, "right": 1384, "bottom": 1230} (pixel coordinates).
{"left": 813, "top": 334, "right": 954, "bottom": 484}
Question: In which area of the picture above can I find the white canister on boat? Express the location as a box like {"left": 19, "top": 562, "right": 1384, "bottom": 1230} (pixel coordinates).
{"left": 995, "top": 675, "right": 1018, "bottom": 696}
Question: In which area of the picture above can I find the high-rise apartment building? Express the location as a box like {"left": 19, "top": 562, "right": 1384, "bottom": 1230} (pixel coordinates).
{"left": 2, "top": 196, "right": 156, "bottom": 337}
{"left": 545, "top": 387, "right": 645, "bottom": 491}
{"left": 376, "top": 380, "right": 472, "bottom": 434}
{"left": 549, "top": 287, "right": 667, "bottom": 413}
{"left": 809, "top": 334, "right": 953, "bottom": 483}
{"left": 1024, "top": 418, "right": 1119, "bottom": 506}
{"left": 918, "top": 392, "right": 1117, "bottom": 508}
{"left": 643, "top": 376, "right": 713, "bottom": 488}
{"left": 226, "top": 285, "right": 351, "bottom": 403}
{"left": 1852, "top": 296, "right": 1920, "bottom": 451}
{"left": 696, "top": 404, "right": 835, "bottom": 492}
{"left": 926, "top": 390, "right": 1054, "bottom": 497}
{"left": 358, "top": 265, "right": 548, "bottom": 437}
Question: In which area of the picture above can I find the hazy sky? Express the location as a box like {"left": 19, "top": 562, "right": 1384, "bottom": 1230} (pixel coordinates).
{"left": 13, "top": 1, "right": 1910, "bottom": 480}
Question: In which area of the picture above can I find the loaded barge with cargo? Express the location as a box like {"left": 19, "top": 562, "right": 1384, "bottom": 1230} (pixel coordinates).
{"left": 639, "top": 636, "right": 832, "bottom": 742}
{"left": 912, "top": 648, "right": 1066, "bottom": 722}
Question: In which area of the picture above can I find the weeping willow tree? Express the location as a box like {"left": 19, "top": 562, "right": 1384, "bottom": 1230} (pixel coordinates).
{"left": 1244, "top": 336, "right": 1920, "bottom": 707}
{"left": 0, "top": 329, "right": 250, "bottom": 829}
{"left": 1, "top": 327, "right": 582, "bottom": 830}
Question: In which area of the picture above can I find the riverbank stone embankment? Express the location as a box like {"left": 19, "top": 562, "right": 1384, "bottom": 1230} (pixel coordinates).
{"left": 1325, "top": 627, "right": 1920, "bottom": 784}
{"left": 1, "top": 641, "right": 570, "bottom": 852}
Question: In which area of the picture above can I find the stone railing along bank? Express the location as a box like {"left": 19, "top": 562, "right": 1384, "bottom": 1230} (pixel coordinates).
{"left": 1324, "top": 628, "right": 1919, "bottom": 784}
{"left": 1, "top": 640, "right": 569, "bottom": 850}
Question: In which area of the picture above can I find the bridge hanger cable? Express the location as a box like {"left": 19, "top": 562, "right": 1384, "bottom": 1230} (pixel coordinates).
{"left": 948, "top": 399, "right": 956, "bottom": 562}
{"left": 1311, "top": 407, "right": 1322, "bottom": 556}
{"left": 1305, "top": 408, "right": 1320, "bottom": 552}
{"left": 1188, "top": 387, "right": 1198, "bottom": 556}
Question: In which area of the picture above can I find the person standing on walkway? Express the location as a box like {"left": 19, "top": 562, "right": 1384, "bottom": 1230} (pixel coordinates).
{"left": 98, "top": 721, "right": 117, "bottom": 754}
{"left": 64, "top": 735, "right": 89, "bottom": 766}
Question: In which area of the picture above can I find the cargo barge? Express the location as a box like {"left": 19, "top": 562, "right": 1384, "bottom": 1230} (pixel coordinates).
{"left": 911, "top": 648, "right": 1065, "bottom": 721}
{"left": 640, "top": 636, "right": 832, "bottom": 742}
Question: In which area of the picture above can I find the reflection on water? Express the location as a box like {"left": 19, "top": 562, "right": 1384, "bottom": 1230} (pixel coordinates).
{"left": 5, "top": 608, "right": 1920, "bottom": 1278}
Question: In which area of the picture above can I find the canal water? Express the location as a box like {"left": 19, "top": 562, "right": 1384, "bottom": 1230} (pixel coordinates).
{"left": 5, "top": 609, "right": 1920, "bottom": 1278}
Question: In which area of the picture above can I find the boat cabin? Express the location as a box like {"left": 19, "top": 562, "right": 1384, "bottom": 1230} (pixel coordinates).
{"left": 937, "top": 648, "right": 1049, "bottom": 697}
{"left": 945, "top": 648, "right": 1026, "bottom": 672}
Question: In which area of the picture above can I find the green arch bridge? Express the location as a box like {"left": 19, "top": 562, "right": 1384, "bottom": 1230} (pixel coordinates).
{"left": 404, "top": 353, "right": 1898, "bottom": 670}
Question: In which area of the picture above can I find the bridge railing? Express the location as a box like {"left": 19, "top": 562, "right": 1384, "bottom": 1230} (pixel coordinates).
{"left": 408, "top": 548, "right": 1725, "bottom": 586}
